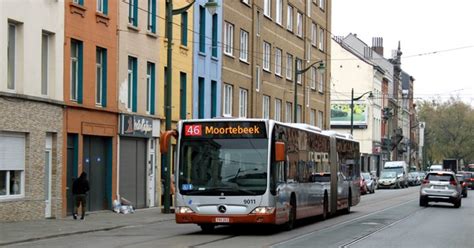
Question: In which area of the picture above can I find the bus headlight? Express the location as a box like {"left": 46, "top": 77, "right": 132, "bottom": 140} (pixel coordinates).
{"left": 251, "top": 207, "right": 275, "bottom": 214}
{"left": 176, "top": 206, "right": 195, "bottom": 214}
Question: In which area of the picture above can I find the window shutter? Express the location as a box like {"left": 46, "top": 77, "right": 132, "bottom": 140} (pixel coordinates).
{"left": 0, "top": 133, "right": 25, "bottom": 170}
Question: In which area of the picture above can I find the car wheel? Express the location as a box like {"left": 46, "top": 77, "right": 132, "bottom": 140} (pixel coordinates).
{"left": 454, "top": 198, "right": 461, "bottom": 208}
{"left": 419, "top": 197, "right": 428, "bottom": 207}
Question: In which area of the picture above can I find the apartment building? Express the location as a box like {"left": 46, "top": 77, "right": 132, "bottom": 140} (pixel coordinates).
{"left": 63, "top": 0, "right": 119, "bottom": 216}
{"left": 222, "top": 0, "right": 331, "bottom": 128}
{"left": 0, "top": 0, "right": 64, "bottom": 221}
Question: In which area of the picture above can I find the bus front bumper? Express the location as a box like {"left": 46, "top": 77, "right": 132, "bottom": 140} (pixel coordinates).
{"left": 176, "top": 213, "right": 276, "bottom": 225}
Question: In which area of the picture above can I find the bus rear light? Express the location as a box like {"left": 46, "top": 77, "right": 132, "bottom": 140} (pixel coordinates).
{"left": 176, "top": 206, "right": 195, "bottom": 214}
{"left": 251, "top": 207, "right": 275, "bottom": 214}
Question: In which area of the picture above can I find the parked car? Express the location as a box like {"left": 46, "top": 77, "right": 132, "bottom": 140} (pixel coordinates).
{"left": 408, "top": 172, "right": 421, "bottom": 186}
{"left": 360, "top": 176, "right": 368, "bottom": 195}
{"left": 457, "top": 171, "right": 474, "bottom": 189}
{"left": 361, "top": 172, "right": 376, "bottom": 193}
{"left": 419, "top": 171, "right": 462, "bottom": 208}
{"left": 455, "top": 174, "right": 468, "bottom": 198}
{"left": 377, "top": 171, "right": 402, "bottom": 189}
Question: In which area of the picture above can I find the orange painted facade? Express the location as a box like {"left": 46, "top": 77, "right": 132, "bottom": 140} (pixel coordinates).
{"left": 62, "top": 0, "right": 118, "bottom": 217}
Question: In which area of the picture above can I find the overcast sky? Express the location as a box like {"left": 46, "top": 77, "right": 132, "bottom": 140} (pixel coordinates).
{"left": 332, "top": 0, "right": 474, "bottom": 105}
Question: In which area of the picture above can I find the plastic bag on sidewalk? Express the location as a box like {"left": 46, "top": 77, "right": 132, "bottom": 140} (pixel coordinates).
{"left": 120, "top": 205, "right": 135, "bottom": 214}
{"left": 112, "top": 199, "right": 121, "bottom": 213}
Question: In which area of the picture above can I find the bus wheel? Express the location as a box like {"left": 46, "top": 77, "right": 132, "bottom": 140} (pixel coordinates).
{"left": 199, "top": 224, "right": 215, "bottom": 233}
{"left": 322, "top": 193, "right": 328, "bottom": 220}
{"left": 284, "top": 196, "right": 296, "bottom": 230}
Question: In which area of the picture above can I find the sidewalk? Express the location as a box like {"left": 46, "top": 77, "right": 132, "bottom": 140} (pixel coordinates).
{"left": 0, "top": 207, "right": 175, "bottom": 246}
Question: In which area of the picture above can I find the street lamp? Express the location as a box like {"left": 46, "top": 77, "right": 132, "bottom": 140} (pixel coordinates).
{"left": 350, "top": 88, "right": 373, "bottom": 135}
{"left": 163, "top": 0, "right": 218, "bottom": 213}
{"left": 293, "top": 60, "right": 325, "bottom": 123}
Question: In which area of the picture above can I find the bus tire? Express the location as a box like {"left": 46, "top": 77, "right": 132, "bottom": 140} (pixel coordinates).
{"left": 199, "top": 224, "right": 215, "bottom": 233}
{"left": 344, "top": 190, "right": 351, "bottom": 214}
{"left": 284, "top": 195, "right": 296, "bottom": 231}
{"left": 322, "top": 192, "right": 328, "bottom": 220}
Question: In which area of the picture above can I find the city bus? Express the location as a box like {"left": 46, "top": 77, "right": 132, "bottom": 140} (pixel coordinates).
{"left": 160, "top": 119, "right": 361, "bottom": 231}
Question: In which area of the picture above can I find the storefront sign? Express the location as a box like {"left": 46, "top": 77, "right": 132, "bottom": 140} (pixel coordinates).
{"left": 120, "top": 114, "right": 153, "bottom": 138}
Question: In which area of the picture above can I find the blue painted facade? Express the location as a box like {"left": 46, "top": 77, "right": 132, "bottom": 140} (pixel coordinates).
{"left": 192, "top": 0, "right": 222, "bottom": 119}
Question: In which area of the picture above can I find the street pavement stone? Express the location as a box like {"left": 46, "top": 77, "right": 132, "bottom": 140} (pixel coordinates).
{"left": 0, "top": 208, "right": 174, "bottom": 246}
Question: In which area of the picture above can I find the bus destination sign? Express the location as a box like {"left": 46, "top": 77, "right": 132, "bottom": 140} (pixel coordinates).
{"left": 182, "top": 122, "right": 267, "bottom": 139}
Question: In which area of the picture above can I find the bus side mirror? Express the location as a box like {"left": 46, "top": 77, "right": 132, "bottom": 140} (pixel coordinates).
{"left": 275, "top": 142, "right": 285, "bottom": 162}
{"left": 160, "top": 130, "right": 178, "bottom": 154}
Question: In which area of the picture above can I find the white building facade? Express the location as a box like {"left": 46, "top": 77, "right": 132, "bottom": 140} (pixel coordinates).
{"left": 0, "top": 0, "right": 64, "bottom": 221}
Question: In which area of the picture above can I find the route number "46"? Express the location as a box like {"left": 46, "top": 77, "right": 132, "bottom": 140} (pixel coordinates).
{"left": 184, "top": 124, "right": 202, "bottom": 136}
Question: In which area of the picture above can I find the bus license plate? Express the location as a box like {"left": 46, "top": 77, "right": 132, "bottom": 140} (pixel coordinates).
{"left": 215, "top": 217, "right": 229, "bottom": 223}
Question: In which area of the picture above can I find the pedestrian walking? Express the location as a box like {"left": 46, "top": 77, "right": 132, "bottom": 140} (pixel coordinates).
{"left": 72, "top": 172, "right": 90, "bottom": 220}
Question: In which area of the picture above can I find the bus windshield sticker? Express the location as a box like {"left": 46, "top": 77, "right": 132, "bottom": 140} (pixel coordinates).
{"left": 182, "top": 184, "right": 193, "bottom": 190}
{"left": 182, "top": 122, "right": 267, "bottom": 139}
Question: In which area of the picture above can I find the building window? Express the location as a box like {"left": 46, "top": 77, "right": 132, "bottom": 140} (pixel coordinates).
{"left": 256, "top": 11, "right": 260, "bottom": 36}
{"left": 97, "top": 0, "right": 108, "bottom": 15}
{"left": 212, "top": 14, "right": 218, "bottom": 57}
{"left": 263, "top": 95, "right": 270, "bottom": 119}
{"left": 263, "top": 41, "right": 271, "bottom": 71}
{"left": 311, "top": 22, "right": 317, "bottom": 46}
{"left": 239, "top": 88, "right": 248, "bottom": 118}
{"left": 223, "top": 84, "right": 233, "bottom": 117}
{"left": 296, "top": 11, "right": 303, "bottom": 37}
{"left": 240, "top": 30, "right": 249, "bottom": 62}
{"left": 198, "top": 77, "right": 205, "bottom": 118}
{"left": 319, "top": 0, "right": 325, "bottom": 10}
{"left": 41, "top": 32, "right": 52, "bottom": 96}
{"left": 129, "top": 0, "right": 138, "bottom": 26}
{"left": 318, "top": 110, "right": 324, "bottom": 128}
{"left": 147, "top": 0, "right": 156, "bottom": 33}
{"left": 73, "top": 0, "right": 84, "bottom": 5}
{"left": 274, "top": 99, "right": 282, "bottom": 121}
{"left": 276, "top": 0, "right": 282, "bottom": 25}
{"left": 224, "top": 22, "right": 234, "bottom": 56}
{"left": 0, "top": 133, "right": 25, "bottom": 199}
{"left": 127, "top": 56, "right": 137, "bottom": 112}
{"left": 275, "top": 48, "right": 282, "bottom": 76}
{"left": 319, "top": 70, "right": 324, "bottom": 93}
{"left": 96, "top": 47, "right": 107, "bottom": 107}
{"left": 7, "top": 22, "right": 17, "bottom": 90}
{"left": 310, "top": 66, "right": 317, "bottom": 89}
{"left": 211, "top": 80, "right": 217, "bottom": 117}
{"left": 147, "top": 62, "right": 156, "bottom": 115}
{"left": 296, "top": 58, "right": 302, "bottom": 84}
{"left": 180, "top": 11, "right": 188, "bottom": 46}
{"left": 287, "top": 5, "right": 293, "bottom": 31}
{"left": 199, "top": 6, "right": 206, "bottom": 53}
{"left": 286, "top": 53, "right": 293, "bottom": 80}
{"left": 264, "top": 0, "right": 271, "bottom": 18}
{"left": 310, "top": 109, "right": 316, "bottom": 126}
{"left": 180, "top": 72, "right": 186, "bottom": 119}
{"left": 70, "top": 39, "right": 83, "bottom": 103}
{"left": 285, "top": 102, "right": 292, "bottom": 123}
{"left": 255, "top": 66, "right": 261, "bottom": 92}
{"left": 296, "top": 105, "right": 302, "bottom": 123}
{"left": 319, "top": 27, "right": 325, "bottom": 51}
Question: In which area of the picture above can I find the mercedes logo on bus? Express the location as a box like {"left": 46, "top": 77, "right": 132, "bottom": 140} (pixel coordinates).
{"left": 217, "top": 205, "right": 227, "bottom": 213}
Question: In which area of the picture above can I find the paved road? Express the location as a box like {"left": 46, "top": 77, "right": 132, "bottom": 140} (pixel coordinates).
{"left": 7, "top": 186, "right": 474, "bottom": 248}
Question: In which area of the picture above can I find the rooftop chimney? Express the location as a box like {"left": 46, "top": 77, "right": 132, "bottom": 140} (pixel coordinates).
{"left": 372, "top": 37, "right": 384, "bottom": 56}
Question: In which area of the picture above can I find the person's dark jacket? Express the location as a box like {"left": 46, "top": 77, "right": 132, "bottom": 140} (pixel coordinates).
{"left": 72, "top": 172, "right": 90, "bottom": 195}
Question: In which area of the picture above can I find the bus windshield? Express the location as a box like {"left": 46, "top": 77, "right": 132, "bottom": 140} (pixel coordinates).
{"left": 178, "top": 138, "right": 268, "bottom": 196}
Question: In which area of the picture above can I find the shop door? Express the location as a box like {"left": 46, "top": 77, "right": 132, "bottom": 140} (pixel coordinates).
{"left": 120, "top": 137, "right": 147, "bottom": 209}
{"left": 83, "top": 136, "right": 108, "bottom": 211}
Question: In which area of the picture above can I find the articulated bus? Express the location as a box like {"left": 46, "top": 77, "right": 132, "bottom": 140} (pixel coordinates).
{"left": 161, "top": 119, "right": 361, "bottom": 231}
